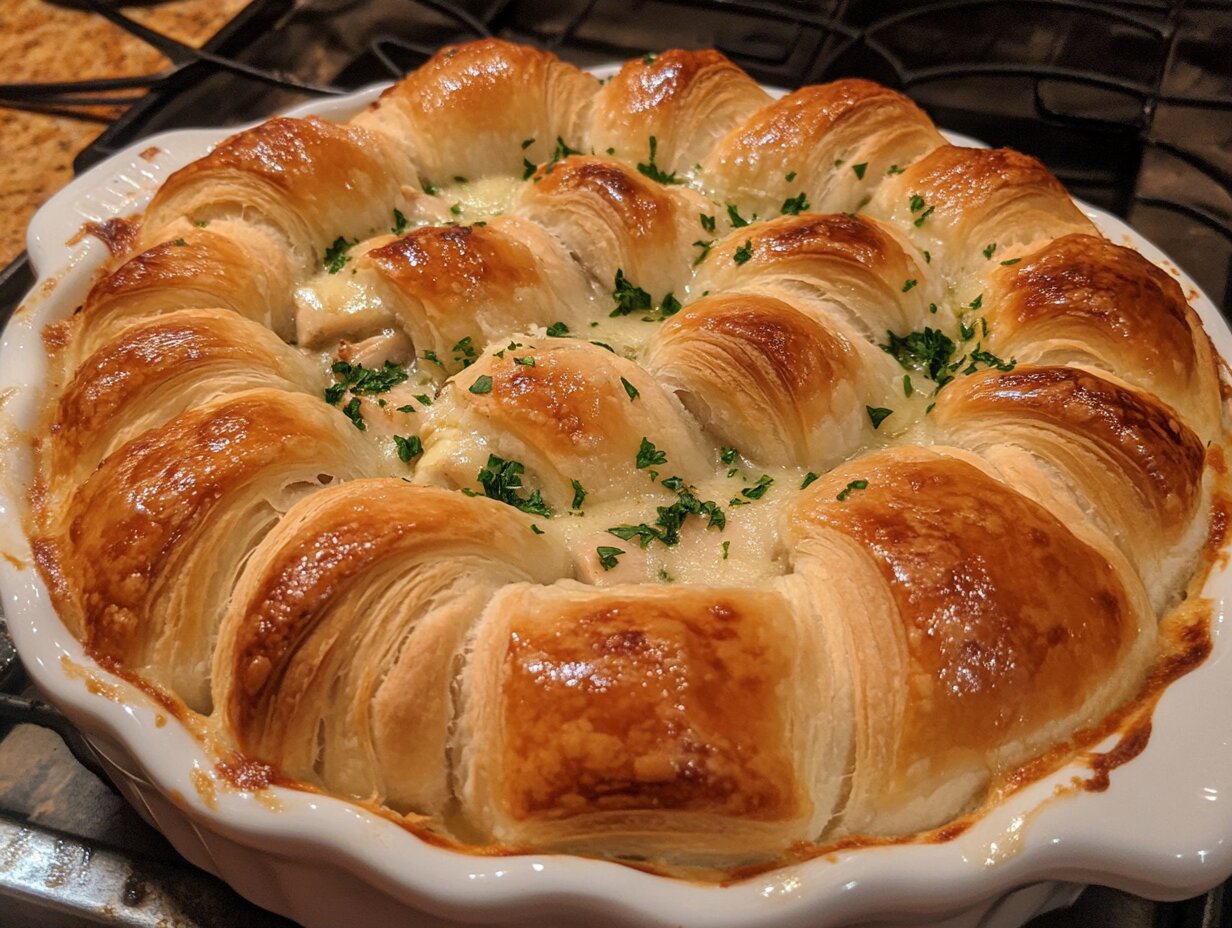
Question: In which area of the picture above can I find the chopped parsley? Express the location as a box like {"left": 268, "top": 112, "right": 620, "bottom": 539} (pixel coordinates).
{"left": 903, "top": 375, "right": 914, "bottom": 397}
{"left": 726, "top": 203, "right": 750, "bottom": 228}
{"left": 699, "top": 213, "right": 717, "bottom": 234}
{"left": 635, "top": 437, "right": 667, "bottom": 469}
{"left": 393, "top": 434, "right": 423, "bottom": 462}
{"left": 880, "top": 327, "right": 957, "bottom": 385}
{"left": 422, "top": 349, "right": 444, "bottom": 368}
{"left": 171, "top": 238, "right": 187, "bottom": 247}
{"left": 544, "top": 135, "right": 582, "bottom": 175}
{"left": 836, "top": 479, "right": 868, "bottom": 501}
{"left": 721, "top": 540, "right": 730, "bottom": 560}
{"left": 545, "top": 321, "right": 570, "bottom": 337}
{"left": 733, "top": 240, "right": 753, "bottom": 265}
{"left": 513, "top": 356, "right": 535, "bottom": 366}
{"left": 659, "top": 292, "right": 682, "bottom": 317}
{"left": 522, "top": 157, "right": 537, "bottom": 180}
{"left": 450, "top": 202, "right": 462, "bottom": 216}
{"left": 477, "top": 454, "right": 552, "bottom": 517}
{"left": 963, "top": 348, "right": 1016, "bottom": 373}
{"left": 452, "top": 335, "right": 478, "bottom": 367}
{"left": 1000, "top": 257, "right": 1021, "bottom": 266}
{"left": 741, "top": 474, "right": 774, "bottom": 500}
{"left": 636, "top": 136, "right": 680, "bottom": 185}
{"left": 780, "top": 192, "right": 810, "bottom": 215}
{"left": 596, "top": 546, "right": 624, "bottom": 570}
{"left": 469, "top": 375, "right": 494, "bottom": 394}
{"left": 983, "top": 242, "right": 997, "bottom": 259}
{"left": 415, "top": 393, "right": 433, "bottom": 406}
{"left": 521, "top": 137, "right": 535, "bottom": 150}
{"left": 323, "top": 236, "right": 357, "bottom": 274}
{"left": 785, "top": 170, "right": 797, "bottom": 182}
{"left": 923, "top": 250, "right": 931, "bottom": 264}
{"left": 852, "top": 162, "right": 868, "bottom": 180}
{"left": 391, "top": 209, "right": 408, "bottom": 235}
{"left": 909, "top": 194, "right": 926, "bottom": 213}
{"left": 720, "top": 446, "right": 738, "bottom": 465}
{"left": 913, "top": 206, "right": 935, "bottom": 227}
{"left": 866, "top": 406, "right": 893, "bottom": 429}
{"left": 887, "top": 164, "right": 905, "bottom": 175}
{"left": 590, "top": 340, "right": 616, "bottom": 353}
{"left": 571, "top": 479, "right": 587, "bottom": 509}
{"left": 530, "top": 524, "right": 544, "bottom": 535}
{"left": 342, "top": 396, "right": 365, "bottom": 431}
{"left": 801, "top": 472, "right": 819, "bottom": 490}
{"left": 611, "top": 269, "right": 653, "bottom": 317}
{"left": 324, "top": 360, "right": 408, "bottom": 404}
{"left": 692, "top": 239, "right": 714, "bottom": 265}
{"left": 621, "top": 376, "right": 640, "bottom": 400}
{"left": 902, "top": 278, "right": 918, "bottom": 292}
{"left": 968, "top": 293, "right": 984, "bottom": 310}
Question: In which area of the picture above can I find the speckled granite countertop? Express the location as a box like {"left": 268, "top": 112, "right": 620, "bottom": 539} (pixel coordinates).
{"left": 0, "top": 0, "right": 250, "bottom": 267}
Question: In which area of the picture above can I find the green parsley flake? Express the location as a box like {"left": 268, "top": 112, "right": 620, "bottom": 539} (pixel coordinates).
{"left": 469, "top": 375, "right": 494, "bottom": 394}
{"left": 785, "top": 170, "right": 797, "bottom": 182}
{"left": 415, "top": 393, "right": 433, "bottom": 405}
{"left": 342, "top": 396, "right": 365, "bottom": 431}
{"left": 324, "top": 360, "right": 409, "bottom": 404}
{"left": 721, "top": 540, "right": 730, "bottom": 560}
{"left": 923, "top": 250, "right": 931, "bottom": 263}
{"left": 323, "top": 236, "right": 357, "bottom": 273}
{"left": 983, "top": 242, "right": 997, "bottom": 259}
{"left": 866, "top": 406, "right": 893, "bottom": 429}
{"left": 699, "top": 213, "right": 717, "bottom": 233}
{"left": 611, "top": 269, "right": 653, "bottom": 316}
{"left": 391, "top": 209, "right": 408, "bottom": 235}
{"left": 590, "top": 340, "right": 616, "bottom": 353}
{"left": 452, "top": 335, "right": 477, "bottom": 367}
{"left": 902, "top": 278, "right": 918, "bottom": 292}
{"left": 636, "top": 437, "right": 667, "bottom": 469}
{"left": 692, "top": 239, "right": 714, "bottom": 265}
{"left": 733, "top": 240, "right": 753, "bottom": 265}
{"left": 913, "top": 206, "right": 935, "bottom": 227}
{"left": 571, "top": 479, "right": 587, "bottom": 509}
{"left": 393, "top": 434, "right": 423, "bottom": 462}
{"left": 720, "top": 446, "right": 738, "bottom": 465}
{"left": 852, "top": 162, "right": 868, "bottom": 180}
{"left": 522, "top": 157, "right": 537, "bottom": 180}
{"left": 422, "top": 350, "right": 445, "bottom": 368}
{"left": 621, "top": 376, "right": 640, "bottom": 400}
{"left": 477, "top": 454, "right": 552, "bottom": 517}
{"left": 450, "top": 203, "right": 462, "bottom": 216}
{"left": 636, "top": 136, "right": 680, "bottom": 185}
{"left": 530, "top": 524, "right": 545, "bottom": 535}
{"left": 800, "top": 472, "right": 819, "bottom": 490}
{"left": 836, "top": 479, "right": 869, "bottom": 501}
{"left": 903, "top": 375, "right": 914, "bottom": 397}
{"left": 887, "top": 164, "right": 905, "bottom": 175}
{"left": 171, "top": 238, "right": 187, "bottom": 247}
{"left": 521, "top": 137, "right": 535, "bottom": 150}
{"left": 969, "top": 293, "right": 984, "bottom": 310}
{"left": 880, "top": 327, "right": 958, "bottom": 386}
{"left": 726, "top": 203, "right": 750, "bottom": 228}
{"left": 1000, "top": 257, "right": 1021, "bottom": 266}
{"left": 780, "top": 192, "right": 810, "bottom": 215}
{"left": 513, "top": 356, "right": 535, "bottom": 366}
{"left": 546, "top": 321, "right": 570, "bottom": 337}
{"left": 741, "top": 475, "right": 774, "bottom": 500}
{"left": 909, "top": 194, "right": 927, "bottom": 212}
{"left": 596, "top": 546, "right": 624, "bottom": 570}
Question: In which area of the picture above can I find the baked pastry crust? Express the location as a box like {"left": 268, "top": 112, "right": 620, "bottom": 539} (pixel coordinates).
{"left": 29, "top": 39, "right": 1225, "bottom": 872}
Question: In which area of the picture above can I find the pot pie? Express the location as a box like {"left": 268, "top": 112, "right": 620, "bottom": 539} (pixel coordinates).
{"left": 27, "top": 40, "right": 1225, "bottom": 871}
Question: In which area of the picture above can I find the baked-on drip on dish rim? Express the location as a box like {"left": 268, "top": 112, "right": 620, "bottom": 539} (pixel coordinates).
{"left": 9, "top": 40, "right": 1231, "bottom": 882}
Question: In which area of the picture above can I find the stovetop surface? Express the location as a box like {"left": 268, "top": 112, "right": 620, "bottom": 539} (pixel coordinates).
{"left": 1, "top": 1, "right": 1230, "bottom": 925}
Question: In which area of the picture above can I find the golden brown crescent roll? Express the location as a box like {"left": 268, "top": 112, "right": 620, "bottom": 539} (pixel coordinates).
{"left": 44, "top": 309, "right": 320, "bottom": 501}
{"left": 41, "top": 389, "right": 383, "bottom": 712}
{"left": 304, "top": 217, "right": 594, "bottom": 372}
{"left": 588, "top": 49, "right": 771, "bottom": 175}
{"left": 71, "top": 219, "right": 298, "bottom": 366}
{"left": 932, "top": 366, "right": 1208, "bottom": 612}
{"left": 213, "top": 481, "right": 569, "bottom": 815}
{"left": 139, "top": 116, "right": 416, "bottom": 272}
{"left": 786, "top": 446, "right": 1155, "bottom": 835}
{"left": 702, "top": 79, "right": 945, "bottom": 219}
{"left": 980, "top": 233, "right": 1221, "bottom": 441}
{"left": 419, "top": 338, "right": 710, "bottom": 509}
{"left": 352, "top": 39, "right": 599, "bottom": 185}
{"left": 691, "top": 212, "right": 943, "bottom": 340}
{"left": 868, "top": 145, "right": 1097, "bottom": 288}
{"left": 643, "top": 291, "right": 903, "bottom": 467}
{"left": 517, "top": 155, "right": 710, "bottom": 301}
{"left": 456, "top": 581, "right": 843, "bottom": 862}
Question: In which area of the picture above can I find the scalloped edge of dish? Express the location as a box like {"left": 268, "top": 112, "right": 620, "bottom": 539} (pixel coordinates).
{"left": 2, "top": 70, "right": 1231, "bottom": 928}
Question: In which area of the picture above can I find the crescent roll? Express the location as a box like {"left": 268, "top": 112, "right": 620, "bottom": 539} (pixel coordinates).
{"left": 786, "top": 446, "right": 1155, "bottom": 835}
{"left": 517, "top": 155, "right": 711, "bottom": 300}
{"left": 213, "top": 481, "right": 570, "bottom": 815}
{"left": 418, "top": 338, "right": 710, "bottom": 509}
{"left": 456, "top": 581, "right": 844, "bottom": 863}
{"left": 139, "top": 116, "right": 416, "bottom": 272}
{"left": 979, "top": 233, "right": 1221, "bottom": 441}
{"left": 588, "top": 49, "right": 771, "bottom": 174}
{"left": 643, "top": 291, "right": 903, "bottom": 467}
{"left": 933, "top": 366, "right": 1208, "bottom": 612}
{"left": 702, "top": 79, "right": 945, "bottom": 219}
{"left": 691, "top": 212, "right": 944, "bottom": 340}
{"left": 867, "top": 145, "right": 1097, "bottom": 288}
{"left": 352, "top": 39, "right": 599, "bottom": 185}
{"left": 41, "top": 390, "right": 382, "bottom": 712}
{"left": 44, "top": 308, "right": 320, "bottom": 503}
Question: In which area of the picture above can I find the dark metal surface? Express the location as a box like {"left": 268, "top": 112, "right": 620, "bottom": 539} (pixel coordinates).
{"left": 0, "top": 2, "right": 1230, "bottom": 926}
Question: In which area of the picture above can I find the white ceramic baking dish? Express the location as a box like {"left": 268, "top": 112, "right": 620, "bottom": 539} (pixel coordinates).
{"left": 2, "top": 71, "right": 1231, "bottom": 928}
